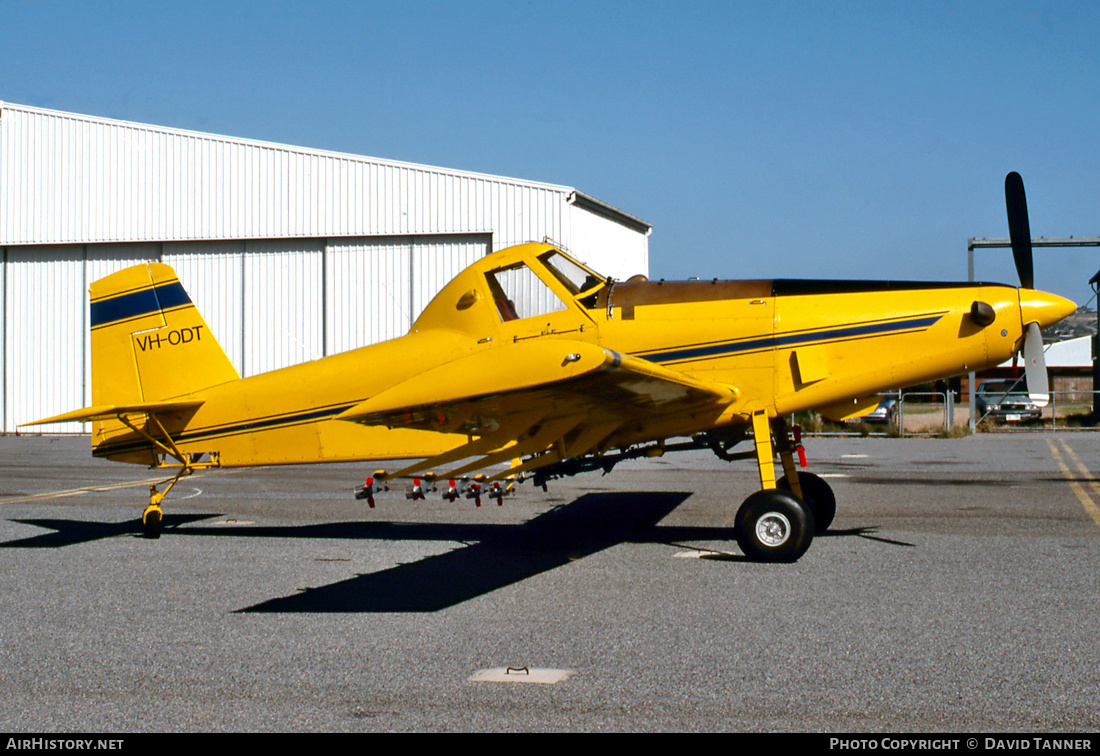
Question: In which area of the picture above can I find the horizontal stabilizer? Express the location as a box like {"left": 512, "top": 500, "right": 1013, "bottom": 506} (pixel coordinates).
{"left": 20, "top": 400, "right": 204, "bottom": 427}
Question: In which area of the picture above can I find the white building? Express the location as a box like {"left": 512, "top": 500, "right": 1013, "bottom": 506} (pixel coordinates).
{"left": 997, "top": 335, "right": 1092, "bottom": 369}
{"left": 0, "top": 103, "right": 651, "bottom": 433}
{"left": 1044, "top": 335, "right": 1093, "bottom": 369}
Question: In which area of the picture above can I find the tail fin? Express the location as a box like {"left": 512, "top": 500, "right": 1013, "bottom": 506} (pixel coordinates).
{"left": 90, "top": 262, "right": 239, "bottom": 404}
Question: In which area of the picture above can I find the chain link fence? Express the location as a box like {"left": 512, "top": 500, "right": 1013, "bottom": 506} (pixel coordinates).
{"left": 801, "top": 389, "right": 1098, "bottom": 436}
{"left": 973, "top": 389, "right": 1099, "bottom": 433}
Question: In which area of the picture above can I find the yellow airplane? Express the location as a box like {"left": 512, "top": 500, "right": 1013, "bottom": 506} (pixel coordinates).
{"left": 24, "top": 172, "right": 1077, "bottom": 561}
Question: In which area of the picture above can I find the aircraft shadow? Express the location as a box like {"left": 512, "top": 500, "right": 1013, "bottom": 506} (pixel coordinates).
{"left": 1, "top": 513, "right": 217, "bottom": 548}
{"left": 239, "top": 491, "right": 693, "bottom": 613}
{"left": 1, "top": 492, "right": 911, "bottom": 612}
{"left": 822, "top": 526, "right": 916, "bottom": 548}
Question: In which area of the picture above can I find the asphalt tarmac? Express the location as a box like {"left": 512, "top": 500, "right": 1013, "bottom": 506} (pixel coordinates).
{"left": 1, "top": 432, "right": 1097, "bottom": 733}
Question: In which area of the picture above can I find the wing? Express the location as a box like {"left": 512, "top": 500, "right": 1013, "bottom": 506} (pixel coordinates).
{"left": 337, "top": 340, "right": 735, "bottom": 480}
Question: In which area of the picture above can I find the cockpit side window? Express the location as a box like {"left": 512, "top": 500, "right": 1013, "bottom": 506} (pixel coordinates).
{"left": 486, "top": 263, "right": 568, "bottom": 322}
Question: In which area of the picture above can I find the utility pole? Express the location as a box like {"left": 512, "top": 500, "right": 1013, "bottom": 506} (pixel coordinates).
{"left": 1090, "top": 269, "right": 1099, "bottom": 420}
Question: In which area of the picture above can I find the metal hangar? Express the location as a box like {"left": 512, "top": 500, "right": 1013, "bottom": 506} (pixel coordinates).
{"left": 0, "top": 102, "right": 651, "bottom": 433}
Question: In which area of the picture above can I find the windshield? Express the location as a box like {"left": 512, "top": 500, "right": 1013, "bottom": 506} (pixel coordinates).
{"left": 979, "top": 381, "right": 1028, "bottom": 395}
{"left": 540, "top": 251, "right": 605, "bottom": 296}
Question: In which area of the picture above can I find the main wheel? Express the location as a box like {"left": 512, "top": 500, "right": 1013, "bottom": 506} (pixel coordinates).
{"left": 734, "top": 490, "right": 814, "bottom": 563}
{"left": 777, "top": 471, "right": 836, "bottom": 534}
{"left": 142, "top": 503, "right": 163, "bottom": 539}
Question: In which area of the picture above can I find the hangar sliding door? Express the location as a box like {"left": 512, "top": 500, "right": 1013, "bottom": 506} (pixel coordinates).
{"left": 410, "top": 235, "right": 488, "bottom": 321}
{"left": 324, "top": 234, "right": 490, "bottom": 355}
{"left": 0, "top": 252, "right": 4, "bottom": 431}
{"left": 325, "top": 238, "right": 412, "bottom": 355}
{"left": 244, "top": 239, "right": 324, "bottom": 376}
{"left": 163, "top": 241, "right": 247, "bottom": 377}
{"left": 4, "top": 247, "right": 84, "bottom": 433}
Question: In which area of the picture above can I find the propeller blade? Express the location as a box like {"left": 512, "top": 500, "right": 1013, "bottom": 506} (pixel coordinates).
{"left": 1022, "top": 321, "right": 1049, "bottom": 407}
{"left": 1005, "top": 171, "right": 1034, "bottom": 289}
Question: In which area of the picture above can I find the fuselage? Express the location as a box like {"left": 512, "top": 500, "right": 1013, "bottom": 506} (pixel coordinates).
{"left": 91, "top": 243, "right": 1076, "bottom": 468}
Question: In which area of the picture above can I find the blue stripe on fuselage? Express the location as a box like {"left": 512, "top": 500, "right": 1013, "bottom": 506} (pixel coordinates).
{"left": 640, "top": 314, "right": 945, "bottom": 364}
{"left": 92, "top": 401, "right": 359, "bottom": 458}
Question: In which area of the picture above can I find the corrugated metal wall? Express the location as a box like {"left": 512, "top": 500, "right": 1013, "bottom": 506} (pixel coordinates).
{"left": 0, "top": 102, "right": 649, "bottom": 434}
{"left": 325, "top": 237, "right": 411, "bottom": 354}
{"left": 0, "top": 104, "right": 576, "bottom": 249}
{"left": 565, "top": 201, "right": 650, "bottom": 282}
{"left": 243, "top": 239, "right": 325, "bottom": 375}
{"left": 410, "top": 235, "right": 487, "bottom": 317}
{"left": 5, "top": 247, "right": 85, "bottom": 433}
{"left": 0, "top": 251, "right": 4, "bottom": 430}
{"left": 164, "top": 241, "right": 247, "bottom": 373}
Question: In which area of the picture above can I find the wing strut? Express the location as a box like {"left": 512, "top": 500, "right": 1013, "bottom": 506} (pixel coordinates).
{"left": 378, "top": 408, "right": 548, "bottom": 481}
{"left": 440, "top": 414, "right": 586, "bottom": 479}
{"left": 487, "top": 419, "right": 624, "bottom": 481}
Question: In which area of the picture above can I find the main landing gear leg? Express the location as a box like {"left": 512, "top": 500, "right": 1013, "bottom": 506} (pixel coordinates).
{"left": 733, "top": 412, "right": 814, "bottom": 562}
{"left": 772, "top": 416, "right": 837, "bottom": 534}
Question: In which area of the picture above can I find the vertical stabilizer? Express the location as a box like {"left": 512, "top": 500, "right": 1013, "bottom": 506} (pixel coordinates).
{"left": 90, "top": 263, "right": 239, "bottom": 405}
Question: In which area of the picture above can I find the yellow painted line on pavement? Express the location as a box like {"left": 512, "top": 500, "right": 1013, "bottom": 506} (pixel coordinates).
{"left": 1047, "top": 438, "right": 1100, "bottom": 529}
{"left": 0, "top": 477, "right": 168, "bottom": 505}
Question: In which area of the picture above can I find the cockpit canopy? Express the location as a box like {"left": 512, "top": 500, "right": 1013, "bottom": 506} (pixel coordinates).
{"left": 484, "top": 249, "right": 607, "bottom": 322}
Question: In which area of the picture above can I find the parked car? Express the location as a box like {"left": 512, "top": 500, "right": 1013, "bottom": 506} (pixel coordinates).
{"left": 845, "top": 396, "right": 898, "bottom": 427}
{"left": 976, "top": 379, "right": 1042, "bottom": 423}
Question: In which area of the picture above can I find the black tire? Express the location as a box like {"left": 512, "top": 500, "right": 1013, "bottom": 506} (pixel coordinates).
{"left": 142, "top": 505, "right": 163, "bottom": 540}
{"left": 734, "top": 490, "right": 814, "bottom": 563}
{"left": 777, "top": 471, "right": 836, "bottom": 534}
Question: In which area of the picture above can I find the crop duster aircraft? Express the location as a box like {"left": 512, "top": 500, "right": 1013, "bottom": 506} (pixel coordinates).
{"left": 25, "top": 173, "right": 1077, "bottom": 561}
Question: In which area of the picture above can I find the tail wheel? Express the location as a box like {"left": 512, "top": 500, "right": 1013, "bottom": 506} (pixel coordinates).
{"left": 734, "top": 490, "right": 814, "bottom": 563}
{"left": 142, "top": 504, "right": 163, "bottom": 539}
{"left": 777, "top": 471, "right": 836, "bottom": 534}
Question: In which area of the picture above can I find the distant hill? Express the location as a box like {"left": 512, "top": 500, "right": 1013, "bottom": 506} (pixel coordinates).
{"left": 1044, "top": 306, "right": 1097, "bottom": 342}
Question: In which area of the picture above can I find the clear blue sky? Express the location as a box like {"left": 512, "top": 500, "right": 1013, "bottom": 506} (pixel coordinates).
{"left": 3, "top": 0, "right": 1098, "bottom": 306}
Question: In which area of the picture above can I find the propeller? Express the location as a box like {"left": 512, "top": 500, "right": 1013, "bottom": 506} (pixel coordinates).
{"left": 1022, "top": 321, "right": 1050, "bottom": 406}
{"left": 1004, "top": 171, "right": 1048, "bottom": 406}
{"left": 1005, "top": 171, "right": 1034, "bottom": 290}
